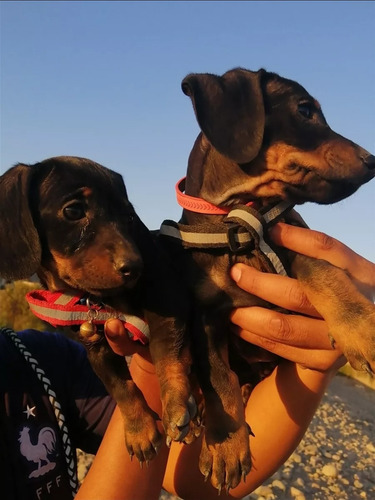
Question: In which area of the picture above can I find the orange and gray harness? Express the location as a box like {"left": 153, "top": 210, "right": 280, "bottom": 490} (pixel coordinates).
{"left": 159, "top": 177, "right": 293, "bottom": 276}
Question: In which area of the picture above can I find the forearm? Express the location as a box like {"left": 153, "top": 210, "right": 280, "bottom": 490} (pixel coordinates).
{"left": 76, "top": 354, "right": 170, "bottom": 500}
{"left": 234, "top": 361, "right": 334, "bottom": 496}
{"left": 76, "top": 405, "right": 169, "bottom": 500}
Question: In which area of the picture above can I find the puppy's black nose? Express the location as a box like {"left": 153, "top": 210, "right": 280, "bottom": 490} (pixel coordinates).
{"left": 364, "top": 154, "right": 375, "bottom": 170}
{"left": 115, "top": 260, "right": 142, "bottom": 281}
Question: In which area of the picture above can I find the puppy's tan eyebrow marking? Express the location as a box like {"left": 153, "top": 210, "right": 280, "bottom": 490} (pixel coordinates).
{"left": 60, "top": 187, "right": 93, "bottom": 204}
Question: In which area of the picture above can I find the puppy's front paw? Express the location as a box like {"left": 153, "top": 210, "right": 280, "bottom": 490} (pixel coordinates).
{"left": 118, "top": 400, "right": 162, "bottom": 464}
{"left": 163, "top": 391, "right": 202, "bottom": 445}
{"left": 123, "top": 409, "right": 163, "bottom": 464}
{"left": 157, "top": 362, "right": 202, "bottom": 444}
{"left": 331, "top": 307, "right": 375, "bottom": 374}
{"left": 199, "top": 423, "right": 251, "bottom": 493}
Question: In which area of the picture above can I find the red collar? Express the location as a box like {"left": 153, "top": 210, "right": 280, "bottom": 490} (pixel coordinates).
{"left": 25, "top": 289, "right": 150, "bottom": 345}
{"left": 176, "top": 177, "right": 254, "bottom": 214}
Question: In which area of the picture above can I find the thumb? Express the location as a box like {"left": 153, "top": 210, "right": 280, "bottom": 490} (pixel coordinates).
{"left": 230, "top": 264, "right": 264, "bottom": 296}
{"left": 230, "top": 264, "right": 243, "bottom": 283}
{"left": 105, "top": 318, "right": 145, "bottom": 357}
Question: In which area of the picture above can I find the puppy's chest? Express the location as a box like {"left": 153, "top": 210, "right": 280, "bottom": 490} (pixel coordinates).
{"left": 189, "top": 248, "right": 282, "bottom": 310}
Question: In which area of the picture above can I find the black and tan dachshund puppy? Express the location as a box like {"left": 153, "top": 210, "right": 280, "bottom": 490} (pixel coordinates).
{"left": 0, "top": 156, "right": 198, "bottom": 463}
{"left": 160, "top": 68, "right": 375, "bottom": 492}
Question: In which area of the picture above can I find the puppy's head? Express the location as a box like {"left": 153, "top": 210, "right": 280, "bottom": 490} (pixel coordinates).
{"left": 0, "top": 156, "right": 144, "bottom": 297}
{"left": 182, "top": 68, "right": 375, "bottom": 206}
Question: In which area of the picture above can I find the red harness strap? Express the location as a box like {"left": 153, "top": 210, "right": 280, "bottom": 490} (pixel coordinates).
{"left": 25, "top": 289, "right": 150, "bottom": 345}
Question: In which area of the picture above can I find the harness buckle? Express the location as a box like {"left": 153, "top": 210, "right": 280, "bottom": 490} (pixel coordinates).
{"left": 226, "top": 223, "right": 256, "bottom": 255}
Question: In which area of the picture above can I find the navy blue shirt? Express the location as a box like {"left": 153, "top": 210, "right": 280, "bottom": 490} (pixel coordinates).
{"left": 0, "top": 328, "right": 116, "bottom": 500}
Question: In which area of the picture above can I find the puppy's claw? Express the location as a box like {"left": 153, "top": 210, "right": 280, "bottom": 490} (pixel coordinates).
{"left": 166, "top": 435, "right": 172, "bottom": 448}
{"left": 242, "top": 471, "right": 247, "bottom": 483}
{"left": 194, "top": 425, "right": 203, "bottom": 438}
{"left": 246, "top": 422, "right": 255, "bottom": 437}
{"left": 176, "top": 410, "right": 191, "bottom": 429}
{"left": 176, "top": 424, "right": 190, "bottom": 442}
{"left": 362, "top": 361, "right": 374, "bottom": 376}
{"left": 328, "top": 334, "right": 336, "bottom": 349}
{"left": 153, "top": 442, "right": 162, "bottom": 455}
{"left": 187, "top": 394, "right": 198, "bottom": 419}
{"left": 217, "top": 484, "right": 222, "bottom": 496}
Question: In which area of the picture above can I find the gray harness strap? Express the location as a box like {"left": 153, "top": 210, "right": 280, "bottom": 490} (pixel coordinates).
{"left": 159, "top": 201, "right": 292, "bottom": 276}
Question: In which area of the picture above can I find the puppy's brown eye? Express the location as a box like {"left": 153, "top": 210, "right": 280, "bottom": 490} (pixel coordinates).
{"left": 298, "top": 102, "right": 314, "bottom": 119}
{"left": 63, "top": 203, "right": 85, "bottom": 221}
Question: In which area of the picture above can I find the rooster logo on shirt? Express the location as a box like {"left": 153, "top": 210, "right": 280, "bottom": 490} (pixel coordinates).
{"left": 19, "top": 426, "right": 57, "bottom": 478}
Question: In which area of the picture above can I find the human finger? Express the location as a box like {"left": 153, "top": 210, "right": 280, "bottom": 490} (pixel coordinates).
{"left": 270, "top": 223, "right": 375, "bottom": 289}
{"left": 230, "top": 264, "right": 320, "bottom": 317}
{"left": 104, "top": 318, "right": 150, "bottom": 358}
{"left": 230, "top": 306, "right": 331, "bottom": 350}
{"left": 231, "top": 327, "right": 345, "bottom": 372}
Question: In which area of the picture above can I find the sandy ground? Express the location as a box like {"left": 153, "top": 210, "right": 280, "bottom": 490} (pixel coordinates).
{"left": 78, "top": 373, "right": 375, "bottom": 499}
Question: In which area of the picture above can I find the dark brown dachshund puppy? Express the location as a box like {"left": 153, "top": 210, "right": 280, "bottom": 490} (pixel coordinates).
{"left": 0, "top": 156, "right": 198, "bottom": 463}
{"left": 160, "top": 68, "right": 375, "bottom": 492}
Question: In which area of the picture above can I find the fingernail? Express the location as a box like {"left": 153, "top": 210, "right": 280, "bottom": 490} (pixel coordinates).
{"left": 104, "top": 318, "right": 121, "bottom": 337}
{"left": 231, "top": 265, "right": 242, "bottom": 282}
{"left": 269, "top": 223, "right": 283, "bottom": 242}
{"left": 268, "top": 225, "right": 278, "bottom": 238}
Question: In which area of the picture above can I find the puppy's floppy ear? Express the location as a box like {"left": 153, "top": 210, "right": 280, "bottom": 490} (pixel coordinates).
{"left": 181, "top": 68, "right": 265, "bottom": 164}
{"left": 0, "top": 164, "right": 41, "bottom": 280}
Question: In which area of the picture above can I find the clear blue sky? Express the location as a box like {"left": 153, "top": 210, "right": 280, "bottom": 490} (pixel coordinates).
{"left": 1, "top": 1, "right": 374, "bottom": 261}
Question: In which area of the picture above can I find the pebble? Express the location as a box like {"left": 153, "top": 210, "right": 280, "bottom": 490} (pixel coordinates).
{"left": 322, "top": 464, "right": 338, "bottom": 477}
{"left": 329, "top": 484, "right": 342, "bottom": 494}
{"left": 290, "top": 487, "right": 305, "bottom": 499}
{"left": 282, "top": 469, "right": 292, "bottom": 480}
{"left": 271, "top": 479, "right": 286, "bottom": 492}
{"left": 254, "top": 485, "right": 273, "bottom": 497}
{"left": 294, "top": 478, "right": 305, "bottom": 488}
{"left": 303, "top": 444, "right": 318, "bottom": 455}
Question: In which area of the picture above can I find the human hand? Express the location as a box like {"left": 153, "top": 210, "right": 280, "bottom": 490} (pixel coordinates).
{"left": 230, "top": 264, "right": 346, "bottom": 372}
{"left": 104, "top": 319, "right": 151, "bottom": 361}
{"left": 228, "top": 220, "right": 375, "bottom": 372}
